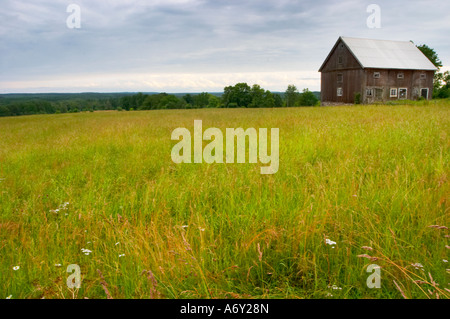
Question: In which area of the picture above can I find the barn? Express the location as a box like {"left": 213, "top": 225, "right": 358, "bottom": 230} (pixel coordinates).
{"left": 318, "top": 37, "right": 437, "bottom": 104}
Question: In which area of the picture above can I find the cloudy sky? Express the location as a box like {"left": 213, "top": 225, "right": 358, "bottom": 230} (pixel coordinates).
{"left": 1, "top": 0, "right": 449, "bottom": 93}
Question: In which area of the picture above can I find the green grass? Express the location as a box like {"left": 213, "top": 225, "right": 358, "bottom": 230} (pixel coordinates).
{"left": 0, "top": 101, "right": 449, "bottom": 299}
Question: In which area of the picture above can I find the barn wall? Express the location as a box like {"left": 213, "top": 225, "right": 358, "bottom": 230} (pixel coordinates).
{"left": 320, "top": 39, "right": 362, "bottom": 73}
{"left": 364, "top": 69, "right": 435, "bottom": 103}
{"left": 321, "top": 69, "right": 364, "bottom": 103}
{"left": 320, "top": 39, "right": 364, "bottom": 104}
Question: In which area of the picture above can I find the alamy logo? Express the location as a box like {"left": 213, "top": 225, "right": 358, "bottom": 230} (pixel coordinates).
{"left": 171, "top": 120, "right": 279, "bottom": 174}
{"left": 366, "top": 4, "right": 381, "bottom": 29}
{"left": 366, "top": 264, "right": 381, "bottom": 289}
{"left": 66, "top": 4, "right": 81, "bottom": 29}
{"left": 66, "top": 264, "right": 81, "bottom": 289}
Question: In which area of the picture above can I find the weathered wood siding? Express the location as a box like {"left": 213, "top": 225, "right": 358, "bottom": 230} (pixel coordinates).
{"left": 321, "top": 69, "right": 364, "bottom": 103}
{"left": 320, "top": 39, "right": 364, "bottom": 103}
{"left": 363, "top": 69, "right": 435, "bottom": 103}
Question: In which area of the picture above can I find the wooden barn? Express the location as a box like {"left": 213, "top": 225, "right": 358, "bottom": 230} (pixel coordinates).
{"left": 319, "top": 37, "right": 437, "bottom": 104}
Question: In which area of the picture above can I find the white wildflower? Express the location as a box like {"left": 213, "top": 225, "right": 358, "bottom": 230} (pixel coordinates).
{"left": 119, "top": 254, "right": 125, "bottom": 258}
{"left": 115, "top": 242, "right": 120, "bottom": 246}
{"left": 328, "top": 285, "right": 342, "bottom": 290}
{"left": 411, "top": 263, "right": 424, "bottom": 270}
{"left": 443, "top": 260, "right": 448, "bottom": 263}
{"left": 81, "top": 248, "right": 92, "bottom": 256}
{"left": 325, "top": 238, "right": 337, "bottom": 247}
{"left": 6, "top": 295, "right": 12, "bottom": 299}
{"left": 13, "top": 266, "right": 20, "bottom": 271}
{"left": 55, "top": 264, "right": 62, "bottom": 267}
{"left": 50, "top": 202, "right": 70, "bottom": 214}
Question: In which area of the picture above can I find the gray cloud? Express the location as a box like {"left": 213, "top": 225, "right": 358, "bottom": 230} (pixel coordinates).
{"left": 1, "top": 0, "right": 449, "bottom": 92}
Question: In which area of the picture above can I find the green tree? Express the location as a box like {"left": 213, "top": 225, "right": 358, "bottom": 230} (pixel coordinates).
{"left": 262, "top": 90, "right": 275, "bottom": 108}
{"left": 435, "top": 71, "right": 450, "bottom": 98}
{"left": 120, "top": 96, "right": 131, "bottom": 110}
{"left": 182, "top": 94, "right": 194, "bottom": 106}
{"left": 417, "top": 44, "right": 443, "bottom": 69}
{"left": 416, "top": 44, "right": 448, "bottom": 98}
{"left": 135, "top": 92, "right": 146, "bottom": 108}
{"left": 222, "top": 83, "right": 252, "bottom": 108}
{"left": 0, "top": 105, "right": 10, "bottom": 117}
{"left": 208, "top": 95, "right": 221, "bottom": 108}
{"left": 249, "top": 84, "right": 265, "bottom": 108}
{"left": 194, "top": 92, "right": 210, "bottom": 108}
{"left": 285, "top": 85, "right": 299, "bottom": 107}
{"left": 298, "top": 88, "right": 319, "bottom": 106}
{"left": 273, "top": 94, "right": 283, "bottom": 107}
{"left": 159, "top": 94, "right": 181, "bottom": 109}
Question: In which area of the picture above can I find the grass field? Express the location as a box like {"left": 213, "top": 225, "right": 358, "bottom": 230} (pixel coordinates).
{"left": 0, "top": 100, "right": 449, "bottom": 299}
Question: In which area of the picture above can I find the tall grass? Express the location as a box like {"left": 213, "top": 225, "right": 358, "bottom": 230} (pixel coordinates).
{"left": 0, "top": 101, "right": 449, "bottom": 299}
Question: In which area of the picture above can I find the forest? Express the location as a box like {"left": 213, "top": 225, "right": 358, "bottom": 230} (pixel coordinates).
{"left": 0, "top": 84, "right": 320, "bottom": 117}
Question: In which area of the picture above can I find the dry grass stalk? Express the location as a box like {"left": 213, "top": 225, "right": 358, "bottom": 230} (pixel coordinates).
{"left": 393, "top": 280, "right": 408, "bottom": 299}
{"left": 141, "top": 269, "right": 160, "bottom": 299}
{"left": 428, "top": 225, "right": 448, "bottom": 230}
{"left": 97, "top": 269, "right": 113, "bottom": 299}
{"left": 357, "top": 254, "right": 378, "bottom": 261}
{"left": 257, "top": 243, "right": 263, "bottom": 262}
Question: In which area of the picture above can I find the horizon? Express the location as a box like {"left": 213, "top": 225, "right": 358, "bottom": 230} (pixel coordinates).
{"left": 0, "top": 90, "right": 320, "bottom": 95}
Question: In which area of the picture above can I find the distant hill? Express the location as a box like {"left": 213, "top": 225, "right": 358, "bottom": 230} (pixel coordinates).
{"left": 0, "top": 92, "right": 140, "bottom": 103}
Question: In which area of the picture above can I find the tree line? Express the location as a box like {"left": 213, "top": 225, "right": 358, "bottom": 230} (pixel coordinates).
{"left": 0, "top": 84, "right": 319, "bottom": 117}
{"left": 417, "top": 44, "right": 450, "bottom": 98}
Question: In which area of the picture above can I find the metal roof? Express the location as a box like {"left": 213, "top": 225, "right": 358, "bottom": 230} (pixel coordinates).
{"left": 320, "top": 37, "right": 437, "bottom": 71}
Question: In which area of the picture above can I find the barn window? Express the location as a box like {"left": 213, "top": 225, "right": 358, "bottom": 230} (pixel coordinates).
{"left": 366, "top": 88, "right": 373, "bottom": 96}
{"left": 420, "top": 73, "right": 427, "bottom": 79}
{"left": 337, "top": 73, "right": 343, "bottom": 83}
{"left": 390, "top": 88, "right": 398, "bottom": 97}
{"left": 337, "top": 88, "right": 343, "bottom": 97}
{"left": 373, "top": 72, "right": 381, "bottom": 79}
{"left": 338, "top": 56, "right": 343, "bottom": 64}
{"left": 399, "top": 88, "right": 407, "bottom": 99}
{"left": 339, "top": 43, "right": 345, "bottom": 50}
{"left": 397, "top": 73, "right": 404, "bottom": 79}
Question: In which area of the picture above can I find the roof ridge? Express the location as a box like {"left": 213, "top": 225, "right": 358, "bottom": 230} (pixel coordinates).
{"left": 341, "top": 36, "right": 413, "bottom": 44}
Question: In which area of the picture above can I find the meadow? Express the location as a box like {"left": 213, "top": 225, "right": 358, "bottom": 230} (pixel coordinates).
{"left": 0, "top": 100, "right": 449, "bottom": 299}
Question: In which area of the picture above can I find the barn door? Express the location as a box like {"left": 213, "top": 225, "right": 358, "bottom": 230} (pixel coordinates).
{"left": 375, "top": 88, "right": 383, "bottom": 100}
{"left": 399, "top": 88, "right": 407, "bottom": 100}
{"left": 420, "top": 88, "right": 429, "bottom": 99}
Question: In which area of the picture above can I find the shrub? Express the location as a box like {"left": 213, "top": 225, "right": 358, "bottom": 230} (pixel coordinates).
{"left": 354, "top": 92, "right": 361, "bottom": 104}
